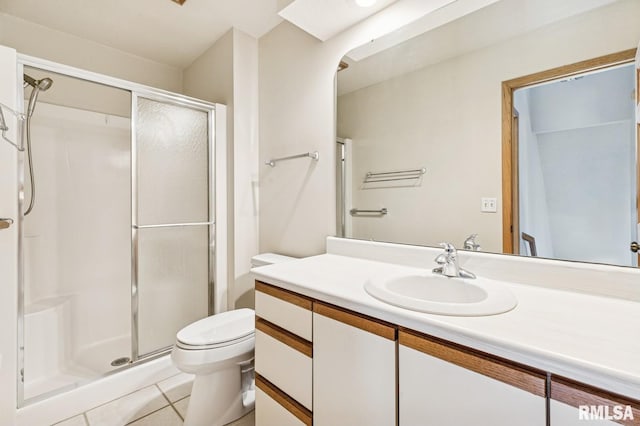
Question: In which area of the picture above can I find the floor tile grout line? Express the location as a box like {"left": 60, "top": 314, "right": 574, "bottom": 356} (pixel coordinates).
{"left": 56, "top": 379, "right": 186, "bottom": 426}
{"left": 173, "top": 394, "right": 190, "bottom": 404}
{"left": 50, "top": 411, "right": 90, "bottom": 426}
{"left": 171, "top": 394, "right": 191, "bottom": 421}
{"left": 123, "top": 404, "right": 173, "bottom": 426}
{"left": 156, "top": 383, "right": 172, "bottom": 405}
{"left": 156, "top": 384, "right": 185, "bottom": 421}
{"left": 169, "top": 401, "right": 185, "bottom": 422}
{"left": 87, "top": 385, "right": 170, "bottom": 426}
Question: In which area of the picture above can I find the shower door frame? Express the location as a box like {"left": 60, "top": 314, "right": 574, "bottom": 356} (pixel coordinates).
{"left": 130, "top": 92, "right": 215, "bottom": 361}
{"left": 15, "top": 54, "right": 228, "bottom": 407}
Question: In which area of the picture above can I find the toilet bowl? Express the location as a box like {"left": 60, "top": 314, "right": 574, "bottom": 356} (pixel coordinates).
{"left": 171, "top": 308, "right": 256, "bottom": 426}
{"left": 172, "top": 253, "right": 296, "bottom": 425}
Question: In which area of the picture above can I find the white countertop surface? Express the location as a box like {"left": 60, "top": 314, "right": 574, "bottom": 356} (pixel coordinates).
{"left": 252, "top": 253, "right": 640, "bottom": 400}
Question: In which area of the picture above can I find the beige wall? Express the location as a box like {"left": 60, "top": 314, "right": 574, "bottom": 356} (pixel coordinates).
{"left": 257, "top": 0, "right": 446, "bottom": 257}
{"left": 183, "top": 30, "right": 234, "bottom": 103}
{"left": 0, "top": 14, "right": 183, "bottom": 92}
{"left": 259, "top": 23, "right": 339, "bottom": 257}
{"left": 337, "top": 0, "right": 640, "bottom": 253}
{"left": 260, "top": 0, "right": 640, "bottom": 256}
{"left": 231, "top": 30, "right": 260, "bottom": 309}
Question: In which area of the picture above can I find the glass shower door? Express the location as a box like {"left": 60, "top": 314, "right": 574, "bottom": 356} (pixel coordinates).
{"left": 133, "top": 95, "right": 213, "bottom": 358}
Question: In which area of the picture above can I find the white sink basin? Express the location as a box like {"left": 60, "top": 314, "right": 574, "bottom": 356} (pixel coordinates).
{"left": 364, "top": 273, "right": 517, "bottom": 316}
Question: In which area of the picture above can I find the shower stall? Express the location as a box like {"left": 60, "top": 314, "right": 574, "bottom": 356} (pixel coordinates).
{"left": 3, "top": 55, "right": 227, "bottom": 406}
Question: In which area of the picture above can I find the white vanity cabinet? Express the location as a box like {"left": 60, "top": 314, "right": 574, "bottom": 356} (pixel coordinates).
{"left": 550, "top": 377, "right": 640, "bottom": 426}
{"left": 312, "top": 302, "right": 397, "bottom": 426}
{"left": 254, "top": 281, "right": 313, "bottom": 426}
{"left": 398, "top": 329, "right": 547, "bottom": 426}
{"left": 254, "top": 279, "right": 640, "bottom": 426}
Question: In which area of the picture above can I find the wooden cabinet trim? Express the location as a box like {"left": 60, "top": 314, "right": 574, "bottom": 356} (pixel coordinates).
{"left": 399, "top": 329, "right": 546, "bottom": 397}
{"left": 551, "top": 376, "right": 640, "bottom": 425}
{"left": 256, "top": 373, "right": 312, "bottom": 426}
{"left": 313, "top": 301, "right": 397, "bottom": 340}
{"left": 256, "top": 281, "right": 313, "bottom": 310}
{"left": 256, "top": 317, "right": 313, "bottom": 358}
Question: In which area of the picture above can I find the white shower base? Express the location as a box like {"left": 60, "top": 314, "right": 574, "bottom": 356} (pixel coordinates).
{"left": 20, "top": 298, "right": 179, "bottom": 425}
{"left": 23, "top": 298, "right": 131, "bottom": 401}
{"left": 18, "top": 354, "right": 178, "bottom": 426}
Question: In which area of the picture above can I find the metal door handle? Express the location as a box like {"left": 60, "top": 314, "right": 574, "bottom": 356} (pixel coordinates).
{"left": 0, "top": 218, "right": 14, "bottom": 230}
{"left": 631, "top": 241, "right": 640, "bottom": 253}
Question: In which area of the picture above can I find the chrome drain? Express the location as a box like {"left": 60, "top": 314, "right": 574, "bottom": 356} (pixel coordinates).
{"left": 110, "top": 357, "right": 131, "bottom": 367}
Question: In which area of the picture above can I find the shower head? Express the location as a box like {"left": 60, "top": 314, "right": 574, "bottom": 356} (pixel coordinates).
{"left": 24, "top": 74, "right": 53, "bottom": 117}
{"left": 24, "top": 74, "right": 53, "bottom": 91}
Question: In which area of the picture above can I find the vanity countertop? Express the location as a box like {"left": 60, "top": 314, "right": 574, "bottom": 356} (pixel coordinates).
{"left": 252, "top": 253, "right": 640, "bottom": 400}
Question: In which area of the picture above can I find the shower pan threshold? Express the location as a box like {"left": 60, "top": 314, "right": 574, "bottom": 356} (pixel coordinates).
{"left": 18, "top": 354, "right": 178, "bottom": 426}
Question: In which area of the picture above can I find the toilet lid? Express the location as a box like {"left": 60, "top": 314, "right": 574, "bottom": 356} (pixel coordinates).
{"left": 176, "top": 308, "right": 255, "bottom": 347}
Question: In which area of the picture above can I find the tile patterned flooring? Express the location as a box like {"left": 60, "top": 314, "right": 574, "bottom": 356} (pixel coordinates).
{"left": 51, "top": 373, "right": 255, "bottom": 426}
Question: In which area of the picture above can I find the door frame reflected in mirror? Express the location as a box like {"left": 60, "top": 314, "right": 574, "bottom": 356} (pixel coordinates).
{"left": 501, "top": 48, "right": 638, "bottom": 260}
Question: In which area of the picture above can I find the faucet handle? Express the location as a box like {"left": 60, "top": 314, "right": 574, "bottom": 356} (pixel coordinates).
{"left": 439, "top": 242, "right": 456, "bottom": 253}
{"left": 463, "top": 234, "right": 481, "bottom": 251}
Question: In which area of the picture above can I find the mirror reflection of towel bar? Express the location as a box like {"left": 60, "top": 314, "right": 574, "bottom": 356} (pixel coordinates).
{"left": 364, "top": 167, "right": 425, "bottom": 184}
{"left": 350, "top": 208, "right": 388, "bottom": 216}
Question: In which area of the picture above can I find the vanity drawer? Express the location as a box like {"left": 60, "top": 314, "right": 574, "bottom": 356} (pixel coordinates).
{"left": 256, "top": 374, "right": 312, "bottom": 426}
{"left": 255, "top": 281, "right": 313, "bottom": 341}
{"left": 255, "top": 319, "right": 313, "bottom": 410}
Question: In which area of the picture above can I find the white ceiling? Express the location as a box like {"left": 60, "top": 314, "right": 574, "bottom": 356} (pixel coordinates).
{"left": 279, "top": 0, "right": 399, "bottom": 41}
{"left": 0, "top": 0, "right": 284, "bottom": 68}
{"left": 346, "top": 0, "right": 501, "bottom": 61}
{"left": 338, "top": 0, "right": 620, "bottom": 95}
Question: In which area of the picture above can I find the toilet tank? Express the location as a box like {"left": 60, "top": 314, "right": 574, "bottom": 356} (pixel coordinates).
{"left": 250, "top": 253, "right": 296, "bottom": 268}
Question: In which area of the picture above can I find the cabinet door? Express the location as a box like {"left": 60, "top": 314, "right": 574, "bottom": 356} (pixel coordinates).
{"left": 550, "top": 377, "right": 640, "bottom": 426}
{"left": 399, "top": 330, "right": 546, "bottom": 426}
{"left": 256, "top": 375, "right": 312, "bottom": 426}
{"left": 313, "top": 302, "right": 396, "bottom": 426}
{"left": 255, "top": 319, "right": 313, "bottom": 410}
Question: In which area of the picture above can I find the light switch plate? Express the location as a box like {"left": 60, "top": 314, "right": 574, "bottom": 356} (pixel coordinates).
{"left": 481, "top": 197, "right": 497, "bottom": 213}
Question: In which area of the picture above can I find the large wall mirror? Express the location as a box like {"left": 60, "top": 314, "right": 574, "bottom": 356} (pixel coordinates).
{"left": 336, "top": 0, "right": 640, "bottom": 267}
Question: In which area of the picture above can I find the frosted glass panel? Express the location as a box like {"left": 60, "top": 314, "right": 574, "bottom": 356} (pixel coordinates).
{"left": 136, "top": 97, "right": 209, "bottom": 224}
{"left": 137, "top": 226, "right": 209, "bottom": 355}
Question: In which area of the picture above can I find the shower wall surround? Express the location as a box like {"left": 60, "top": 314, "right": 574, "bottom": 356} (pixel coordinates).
{"left": 22, "top": 102, "right": 131, "bottom": 399}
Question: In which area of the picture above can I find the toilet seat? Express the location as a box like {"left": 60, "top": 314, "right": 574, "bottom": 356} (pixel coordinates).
{"left": 176, "top": 333, "right": 254, "bottom": 351}
{"left": 176, "top": 308, "right": 254, "bottom": 350}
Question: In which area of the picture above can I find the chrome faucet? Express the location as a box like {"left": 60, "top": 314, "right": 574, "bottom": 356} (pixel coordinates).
{"left": 463, "top": 234, "right": 481, "bottom": 251}
{"left": 433, "top": 242, "right": 476, "bottom": 279}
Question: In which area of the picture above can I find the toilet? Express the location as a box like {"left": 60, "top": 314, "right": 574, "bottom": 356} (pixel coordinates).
{"left": 171, "top": 253, "right": 295, "bottom": 426}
